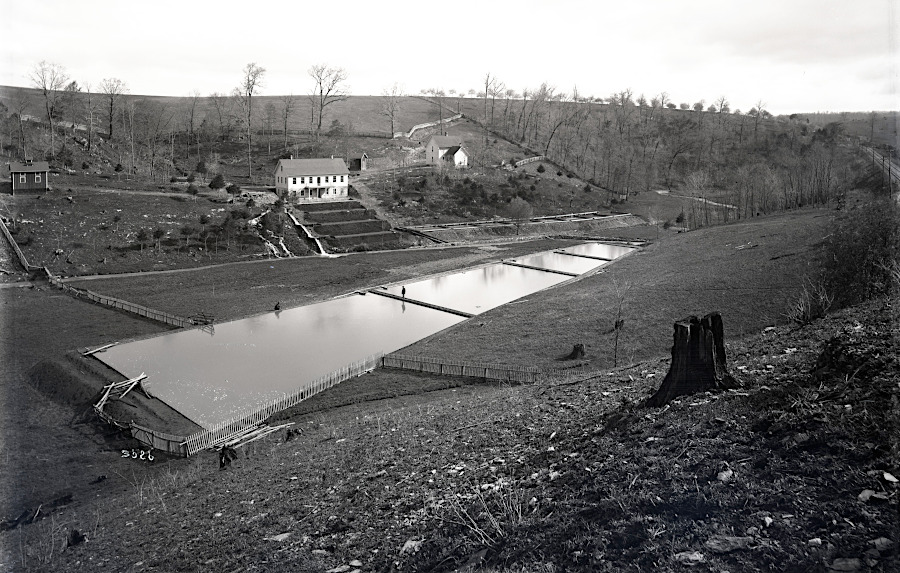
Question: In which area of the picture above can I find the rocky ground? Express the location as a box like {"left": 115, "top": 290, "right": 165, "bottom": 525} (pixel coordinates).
{"left": 4, "top": 295, "right": 896, "bottom": 572}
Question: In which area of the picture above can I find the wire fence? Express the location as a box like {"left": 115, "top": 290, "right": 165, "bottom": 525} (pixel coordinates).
{"left": 382, "top": 353, "right": 566, "bottom": 384}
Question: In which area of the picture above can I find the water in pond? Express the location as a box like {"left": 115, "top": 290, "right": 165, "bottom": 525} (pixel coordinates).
{"left": 97, "top": 242, "right": 633, "bottom": 428}
{"left": 506, "top": 252, "right": 605, "bottom": 275}
{"left": 99, "top": 294, "right": 465, "bottom": 428}
{"left": 558, "top": 243, "right": 634, "bottom": 260}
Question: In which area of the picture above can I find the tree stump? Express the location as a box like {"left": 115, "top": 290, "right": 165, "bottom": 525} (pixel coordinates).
{"left": 646, "top": 312, "right": 739, "bottom": 407}
{"left": 563, "top": 343, "right": 586, "bottom": 360}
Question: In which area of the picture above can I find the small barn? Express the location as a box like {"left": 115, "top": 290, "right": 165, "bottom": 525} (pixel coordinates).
{"left": 8, "top": 159, "right": 50, "bottom": 194}
{"left": 349, "top": 153, "right": 369, "bottom": 172}
{"left": 425, "top": 135, "right": 468, "bottom": 167}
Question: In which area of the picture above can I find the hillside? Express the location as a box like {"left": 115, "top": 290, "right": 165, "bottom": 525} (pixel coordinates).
{"left": 3, "top": 294, "right": 896, "bottom": 572}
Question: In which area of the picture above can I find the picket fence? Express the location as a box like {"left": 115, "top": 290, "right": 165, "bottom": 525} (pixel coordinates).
{"left": 180, "top": 353, "right": 383, "bottom": 455}
{"left": 48, "top": 275, "right": 193, "bottom": 328}
{"left": 0, "top": 217, "right": 41, "bottom": 272}
{"left": 383, "top": 354, "right": 562, "bottom": 384}
{"left": 398, "top": 114, "right": 463, "bottom": 139}
{"left": 514, "top": 155, "right": 545, "bottom": 167}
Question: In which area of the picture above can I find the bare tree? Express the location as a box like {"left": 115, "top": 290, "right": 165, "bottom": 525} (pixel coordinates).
{"left": 100, "top": 77, "right": 126, "bottom": 140}
{"left": 62, "top": 80, "right": 82, "bottom": 136}
{"left": 233, "top": 62, "right": 266, "bottom": 179}
{"left": 751, "top": 99, "right": 767, "bottom": 140}
{"left": 187, "top": 89, "right": 202, "bottom": 156}
{"left": 380, "top": 83, "right": 403, "bottom": 136}
{"left": 30, "top": 61, "right": 69, "bottom": 155}
{"left": 280, "top": 94, "right": 296, "bottom": 151}
{"left": 11, "top": 93, "right": 30, "bottom": 157}
{"left": 209, "top": 92, "right": 232, "bottom": 141}
{"left": 83, "top": 83, "right": 101, "bottom": 152}
{"left": 308, "top": 64, "right": 349, "bottom": 139}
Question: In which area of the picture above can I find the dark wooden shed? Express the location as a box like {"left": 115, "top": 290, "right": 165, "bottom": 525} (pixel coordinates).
{"left": 349, "top": 153, "right": 369, "bottom": 172}
{"left": 8, "top": 159, "right": 50, "bottom": 194}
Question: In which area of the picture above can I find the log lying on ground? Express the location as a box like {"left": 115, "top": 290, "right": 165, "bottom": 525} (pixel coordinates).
{"left": 646, "top": 312, "right": 739, "bottom": 407}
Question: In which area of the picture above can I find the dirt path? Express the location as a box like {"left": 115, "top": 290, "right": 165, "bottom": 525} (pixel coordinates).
{"left": 655, "top": 189, "right": 737, "bottom": 209}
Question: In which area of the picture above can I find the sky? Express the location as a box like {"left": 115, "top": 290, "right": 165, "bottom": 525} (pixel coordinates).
{"left": 1, "top": 0, "right": 896, "bottom": 115}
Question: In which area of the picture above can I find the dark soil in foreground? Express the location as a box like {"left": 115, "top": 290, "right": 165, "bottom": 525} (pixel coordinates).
{"left": 4, "top": 296, "right": 897, "bottom": 572}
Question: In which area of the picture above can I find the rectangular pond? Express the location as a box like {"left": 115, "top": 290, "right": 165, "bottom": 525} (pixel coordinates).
{"left": 96, "top": 242, "right": 635, "bottom": 429}
{"left": 98, "top": 294, "right": 465, "bottom": 428}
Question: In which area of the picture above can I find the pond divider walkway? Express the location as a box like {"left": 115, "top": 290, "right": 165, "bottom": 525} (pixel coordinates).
{"left": 367, "top": 289, "right": 475, "bottom": 318}
{"left": 501, "top": 260, "right": 579, "bottom": 277}
{"left": 555, "top": 250, "right": 612, "bottom": 261}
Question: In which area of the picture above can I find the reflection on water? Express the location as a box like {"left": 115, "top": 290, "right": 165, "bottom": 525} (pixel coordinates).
{"left": 508, "top": 252, "right": 603, "bottom": 275}
{"left": 97, "top": 242, "right": 633, "bottom": 429}
{"left": 382, "top": 263, "right": 570, "bottom": 315}
{"left": 559, "top": 243, "right": 634, "bottom": 260}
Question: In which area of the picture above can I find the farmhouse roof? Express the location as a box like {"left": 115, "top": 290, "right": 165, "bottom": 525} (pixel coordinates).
{"left": 429, "top": 135, "right": 465, "bottom": 148}
{"left": 9, "top": 160, "right": 50, "bottom": 174}
{"left": 275, "top": 158, "right": 349, "bottom": 177}
{"left": 441, "top": 145, "right": 468, "bottom": 160}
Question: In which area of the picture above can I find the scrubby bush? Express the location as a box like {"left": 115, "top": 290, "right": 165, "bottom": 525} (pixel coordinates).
{"left": 187, "top": 173, "right": 196, "bottom": 183}
{"left": 823, "top": 198, "right": 899, "bottom": 307}
{"left": 536, "top": 163, "right": 545, "bottom": 173}
{"left": 209, "top": 173, "right": 226, "bottom": 190}
{"left": 82, "top": 162, "right": 90, "bottom": 170}
{"left": 557, "top": 170, "right": 563, "bottom": 177}
{"left": 226, "top": 183, "right": 240, "bottom": 195}
{"left": 583, "top": 184, "right": 592, "bottom": 193}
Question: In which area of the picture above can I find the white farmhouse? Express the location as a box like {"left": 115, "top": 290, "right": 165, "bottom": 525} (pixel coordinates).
{"left": 425, "top": 135, "right": 469, "bottom": 167}
{"left": 274, "top": 157, "right": 350, "bottom": 202}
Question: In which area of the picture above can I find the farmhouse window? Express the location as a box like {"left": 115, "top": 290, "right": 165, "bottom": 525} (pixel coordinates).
{"left": 340, "top": 175, "right": 344, "bottom": 182}
{"left": 293, "top": 178, "right": 297, "bottom": 185}
{"left": 19, "top": 174, "right": 26, "bottom": 183}
{"left": 35, "top": 174, "right": 41, "bottom": 183}
{"left": 317, "top": 177, "right": 321, "bottom": 184}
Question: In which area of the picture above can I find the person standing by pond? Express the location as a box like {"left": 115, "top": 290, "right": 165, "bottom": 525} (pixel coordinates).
{"left": 401, "top": 286, "right": 406, "bottom": 299}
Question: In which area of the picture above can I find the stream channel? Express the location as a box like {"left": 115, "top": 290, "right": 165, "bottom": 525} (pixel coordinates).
{"left": 95, "top": 242, "right": 634, "bottom": 428}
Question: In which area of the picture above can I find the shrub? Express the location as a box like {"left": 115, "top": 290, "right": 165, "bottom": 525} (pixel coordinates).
{"left": 675, "top": 212, "right": 685, "bottom": 223}
{"left": 170, "top": 176, "right": 178, "bottom": 183}
{"left": 187, "top": 184, "right": 199, "bottom": 196}
{"left": 209, "top": 173, "right": 226, "bottom": 190}
{"left": 187, "top": 173, "right": 196, "bottom": 183}
{"left": 662, "top": 220, "right": 672, "bottom": 229}
{"left": 82, "top": 162, "right": 90, "bottom": 170}
{"left": 557, "top": 171, "right": 563, "bottom": 176}
{"left": 536, "top": 163, "right": 545, "bottom": 173}
{"left": 226, "top": 183, "right": 240, "bottom": 195}
{"left": 583, "top": 184, "right": 592, "bottom": 193}
{"left": 823, "top": 199, "right": 900, "bottom": 307}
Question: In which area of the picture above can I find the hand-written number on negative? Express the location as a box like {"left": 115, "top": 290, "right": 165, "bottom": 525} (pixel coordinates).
{"left": 121, "top": 449, "right": 154, "bottom": 461}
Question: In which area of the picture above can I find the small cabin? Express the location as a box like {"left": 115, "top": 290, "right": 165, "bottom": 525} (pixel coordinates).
{"left": 8, "top": 159, "right": 50, "bottom": 194}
